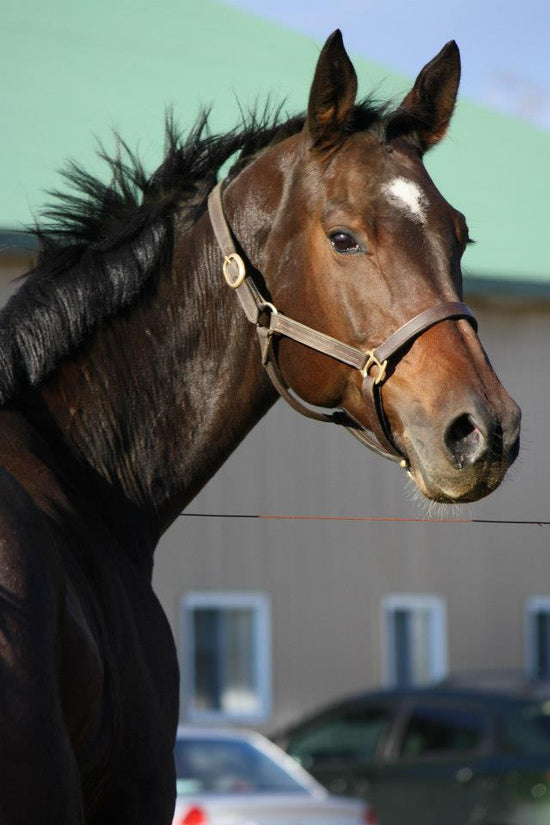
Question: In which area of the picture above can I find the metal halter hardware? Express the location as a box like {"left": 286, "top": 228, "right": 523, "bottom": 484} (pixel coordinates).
{"left": 207, "top": 182, "right": 478, "bottom": 467}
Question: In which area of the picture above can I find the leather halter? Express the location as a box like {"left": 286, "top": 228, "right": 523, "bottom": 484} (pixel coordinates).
{"left": 207, "top": 182, "right": 477, "bottom": 467}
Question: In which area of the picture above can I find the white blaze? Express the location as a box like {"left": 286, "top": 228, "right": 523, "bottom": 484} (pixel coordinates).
{"left": 382, "top": 177, "right": 428, "bottom": 223}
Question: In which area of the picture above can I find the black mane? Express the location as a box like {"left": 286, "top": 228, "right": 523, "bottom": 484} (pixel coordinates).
{"left": 0, "top": 100, "right": 386, "bottom": 405}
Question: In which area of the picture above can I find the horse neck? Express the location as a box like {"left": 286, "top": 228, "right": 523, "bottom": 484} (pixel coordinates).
{"left": 36, "top": 184, "right": 280, "bottom": 540}
{"left": 155, "top": 209, "right": 279, "bottom": 525}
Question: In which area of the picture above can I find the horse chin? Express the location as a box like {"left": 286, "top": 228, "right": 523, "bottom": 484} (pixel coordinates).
{"left": 407, "top": 458, "right": 507, "bottom": 504}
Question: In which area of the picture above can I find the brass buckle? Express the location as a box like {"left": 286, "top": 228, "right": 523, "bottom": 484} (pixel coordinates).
{"left": 361, "top": 350, "right": 388, "bottom": 385}
{"left": 222, "top": 253, "right": 246, "bottom": 289}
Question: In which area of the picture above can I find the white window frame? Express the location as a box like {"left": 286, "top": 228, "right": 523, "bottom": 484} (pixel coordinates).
{"left": 524, "top": 596, "right": 550, "bottom": 679}
{"left": 381, "top": 594, "right": 448, "bottom": 687}
{"left": 180, "top": 591, "right": 271, "bottom": 723}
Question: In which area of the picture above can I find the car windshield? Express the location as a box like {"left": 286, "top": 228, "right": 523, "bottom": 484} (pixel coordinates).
{"left": 174, "top": 737, "right": 310, "bottom": 796}
{"left": 499, "top": 701, "right": 550, "bottom": 756}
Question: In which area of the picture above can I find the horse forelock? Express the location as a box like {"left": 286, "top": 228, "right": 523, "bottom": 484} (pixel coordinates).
{"left": 0, "top": 100, "right": 387, "bottom": 405}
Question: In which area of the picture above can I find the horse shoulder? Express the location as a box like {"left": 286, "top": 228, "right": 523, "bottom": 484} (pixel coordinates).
{"left": 0, "top": 466, "right": 63, "bottom": 598}
{"left": 0, "top": 468, "right": 91, "bottom": 821}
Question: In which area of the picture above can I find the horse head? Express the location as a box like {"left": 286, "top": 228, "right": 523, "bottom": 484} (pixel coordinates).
{"left": 219, "top": 31, "right": 520, "bottom": 503}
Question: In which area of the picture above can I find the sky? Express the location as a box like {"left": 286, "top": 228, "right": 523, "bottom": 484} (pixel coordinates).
{"left": 224, "top": 0, "right": 550, "bottom": 130}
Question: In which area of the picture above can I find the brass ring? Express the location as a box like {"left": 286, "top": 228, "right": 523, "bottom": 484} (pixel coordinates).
{"left": 259, "top": 301, "right": 278, "bottom": 316}
{"left": 360, "top": 351, "right": 388, "bottom": 385}
{"left": 222, "top": 253, "right": 246, "bottom": 289}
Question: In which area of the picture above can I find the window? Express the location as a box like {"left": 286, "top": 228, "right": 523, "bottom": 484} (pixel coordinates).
{"left": 181, "top": 592, "right": 271, "bottom": 722}
{"left": 399, "top": 703, "right": 486, "bottom": 758}
{"left": 286, "top": 704, "right": 393, "bottom": 770}
{"left": 382, "top": 595, "right": 448, "bottom": 687}
{"left": 524, "top": 597, "right": 550, "bottom": 679}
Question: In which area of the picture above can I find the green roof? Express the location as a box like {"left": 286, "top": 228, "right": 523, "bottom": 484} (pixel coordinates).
{"left": 3, "top": 0, "right": 549, "bottom": 288}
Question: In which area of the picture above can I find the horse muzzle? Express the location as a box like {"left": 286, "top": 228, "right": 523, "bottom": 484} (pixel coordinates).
{"left": 398, "top": 393, "right": 521, "bottom": 503}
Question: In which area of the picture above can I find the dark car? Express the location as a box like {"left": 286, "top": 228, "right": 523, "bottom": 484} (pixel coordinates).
{"left": 271, "top": 684, "right": 550, "bottom": 825}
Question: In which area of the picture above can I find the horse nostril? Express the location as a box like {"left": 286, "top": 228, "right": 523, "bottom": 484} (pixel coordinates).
{"left": 444, "top": 413, "right": 486, "bottom": 470}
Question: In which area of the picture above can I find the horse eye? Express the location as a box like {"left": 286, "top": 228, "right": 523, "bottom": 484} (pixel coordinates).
{"left": 329, "top": 231, "right": 361, "bottom": 254}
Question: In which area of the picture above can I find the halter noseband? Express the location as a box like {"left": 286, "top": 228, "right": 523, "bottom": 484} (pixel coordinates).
{"left": 208, "top": 182, "right": 477, "bottom": 467}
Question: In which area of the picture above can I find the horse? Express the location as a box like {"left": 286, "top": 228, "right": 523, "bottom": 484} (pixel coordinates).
{"left": 0, "top": 30, "right": 519, "bottom": 824}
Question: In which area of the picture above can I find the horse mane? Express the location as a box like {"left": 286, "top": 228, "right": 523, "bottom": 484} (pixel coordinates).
{"left": 0, "top": 99, "right": 386, "bottom": 405}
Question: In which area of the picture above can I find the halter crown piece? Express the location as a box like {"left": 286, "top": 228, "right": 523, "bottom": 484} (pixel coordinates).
{"left": 207, "top": 181, "right": 477, "bottom": 468}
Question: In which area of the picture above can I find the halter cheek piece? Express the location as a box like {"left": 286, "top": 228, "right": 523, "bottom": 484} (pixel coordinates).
{"left": 208, "top": 182, "right": 477, "bottom": 467}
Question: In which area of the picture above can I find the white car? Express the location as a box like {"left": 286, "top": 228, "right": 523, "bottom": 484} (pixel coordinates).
{"left": 172, "top": 726, "right": 376, "bottom": 825}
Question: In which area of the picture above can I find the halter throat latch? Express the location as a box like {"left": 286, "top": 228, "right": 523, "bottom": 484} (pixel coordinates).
{"left": 207, "top": 181, "right": 477, "bottom": 466}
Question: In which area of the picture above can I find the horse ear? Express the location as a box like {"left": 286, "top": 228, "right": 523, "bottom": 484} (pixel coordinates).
{"left": 394, "top": 41, "right": 461, "bottom": 152}
{"left": 306, "top": 30, "right": 358, "bottom": 153}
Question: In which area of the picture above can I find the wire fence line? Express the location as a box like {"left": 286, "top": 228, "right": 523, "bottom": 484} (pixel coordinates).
{"left": 181, "top": 513, "right": 550, "bottom": 526}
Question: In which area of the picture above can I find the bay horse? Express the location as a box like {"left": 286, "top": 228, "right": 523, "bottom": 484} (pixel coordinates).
{"left": 0, "top": 31, "right": 519, "bottom": 824}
